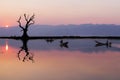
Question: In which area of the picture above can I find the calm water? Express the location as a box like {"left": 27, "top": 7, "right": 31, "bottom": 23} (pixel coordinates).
{"left": 0, "top": 39, "right": 120, "bottom": 80}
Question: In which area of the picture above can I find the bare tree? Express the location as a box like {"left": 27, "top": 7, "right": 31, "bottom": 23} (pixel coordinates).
{"left": 17, "top": 14, "right": 35, "bottom": 38}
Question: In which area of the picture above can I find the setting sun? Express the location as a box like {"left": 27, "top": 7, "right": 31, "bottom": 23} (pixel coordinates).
{"left": 5, "top": 25, "right": 9, "bottom": 28}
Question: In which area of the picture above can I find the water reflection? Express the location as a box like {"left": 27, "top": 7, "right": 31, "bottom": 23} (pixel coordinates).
{"left": 95, "top": 40, "right": 112, "bottom": 48}
{"left": 5, "top": 40, "right": 9, "bottom": 51}
{"left": 1, "top": 39, "right": 120, "bottom": 57}
{"left": 60, "top": 40, "right": 69, "bottom": 48}
{"left": 46, "top": 39, "right": 54, "bottom": 43}
{"left": 17, "top": 39, "right": 34, "bottom": 62}
{"left": 0, "top": 39, "right": 120, "bottom": 80}
{"left": 2, "top": 39, "right": 120, "bottom": 53}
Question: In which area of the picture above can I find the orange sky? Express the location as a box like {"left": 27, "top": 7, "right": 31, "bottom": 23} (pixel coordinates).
{"left": 0, "top": 0, "right": 120, "bottom": 26}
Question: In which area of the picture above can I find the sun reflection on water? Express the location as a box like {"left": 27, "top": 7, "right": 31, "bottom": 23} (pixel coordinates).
{"left": 5, "top": 41, "right": 9, "bottom": 51}
{"left": 0, "top": 39, "right": 120, "bottom": 80}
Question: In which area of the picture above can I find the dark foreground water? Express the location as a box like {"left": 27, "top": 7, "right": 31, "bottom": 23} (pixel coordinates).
{"left": 0, "top": 39, "right": 120, "bottom": 80}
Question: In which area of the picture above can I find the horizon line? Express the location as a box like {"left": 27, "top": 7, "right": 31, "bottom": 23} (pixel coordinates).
{"left": 1, "top": 23, "right": 120, "bottom": 27}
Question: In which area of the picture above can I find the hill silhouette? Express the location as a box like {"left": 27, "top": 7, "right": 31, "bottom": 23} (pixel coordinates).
{"left": 0, "top": 24, "right": 120, "bottom": 37}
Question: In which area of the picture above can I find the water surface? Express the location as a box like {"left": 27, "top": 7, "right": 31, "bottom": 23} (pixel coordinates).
{"left": 0, "top": 39, "right": 120, "bottom": 80}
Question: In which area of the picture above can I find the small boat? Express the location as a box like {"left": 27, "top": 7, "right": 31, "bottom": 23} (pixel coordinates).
{"left": 95, "top": 40, "right": 112, "bottom": 47}
{"left": 46, "top": 39, "right": 54, "bottom": 43}
{"left": 60, "top": 40, "right": 69, "bottom": 48}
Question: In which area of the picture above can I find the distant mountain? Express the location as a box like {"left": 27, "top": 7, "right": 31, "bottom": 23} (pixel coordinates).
{"left": 0, "top": 24, "right": 120, "bottom": 36}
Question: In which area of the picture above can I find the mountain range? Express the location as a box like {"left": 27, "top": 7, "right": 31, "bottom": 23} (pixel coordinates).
{"left": 0, "top": 24, "right": 120, "bottom": 36}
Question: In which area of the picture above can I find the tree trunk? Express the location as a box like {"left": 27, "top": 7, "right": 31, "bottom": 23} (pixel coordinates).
{"left": 22, "top": 29, "right": 29, "bottom": 38}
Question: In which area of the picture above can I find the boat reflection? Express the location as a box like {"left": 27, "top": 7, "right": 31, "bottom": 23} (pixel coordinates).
{"left": 1, "top": 39, "right": 120, "bottom": 62}
{"left": 0, "top": 39, "right": 120, "bottom": 80}
{"left": 60, "top": 40, "right": 69, "bottom": 48}
{"left": 95, "top": 40, "right": 112, "bottom": 48}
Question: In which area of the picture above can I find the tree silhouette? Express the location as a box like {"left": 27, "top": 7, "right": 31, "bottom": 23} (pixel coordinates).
{"left": 17, "top": 14, "right": 35, "bottom": 38}
{"left": 17, "top": 14, "right": 35, "bottom": 62}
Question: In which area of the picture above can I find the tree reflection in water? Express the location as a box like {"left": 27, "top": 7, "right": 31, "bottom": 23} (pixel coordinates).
{"left": 17, "top": 38, "right": 69, "bottom": 62}
{"left": 17, "top": 39, "right": 34, "bottom": 63}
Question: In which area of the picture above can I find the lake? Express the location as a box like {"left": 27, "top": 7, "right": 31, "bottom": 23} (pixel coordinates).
{"left": 0, "top": 39, "right": 120, "bottom": 80}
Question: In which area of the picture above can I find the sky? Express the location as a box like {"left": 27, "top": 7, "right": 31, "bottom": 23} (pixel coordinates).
{"left": 0, "top": 0, "right": 120, "bottom": 26}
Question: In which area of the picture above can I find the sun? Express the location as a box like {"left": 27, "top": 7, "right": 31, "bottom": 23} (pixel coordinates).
{"left": 5, "top": 25, "right": 9, "bottom": 28}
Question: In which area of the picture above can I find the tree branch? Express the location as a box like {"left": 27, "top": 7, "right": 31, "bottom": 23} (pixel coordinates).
{"left": 26, "top": 14, "right": 35, "bottom": 29}
{"left": 28, "top": 19, "right": 35, "bottom": 26}
{"left": 17, "top": 14, "right": 35, "bottom": 32}
{"left": 17, "top": 16, "right": 24, "bottom": 30}
{"left": 28, "top": 14, "right": 35, "bottom": 23}
{"left": 24, "top": 14, "right": 29, "bottom": 22}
